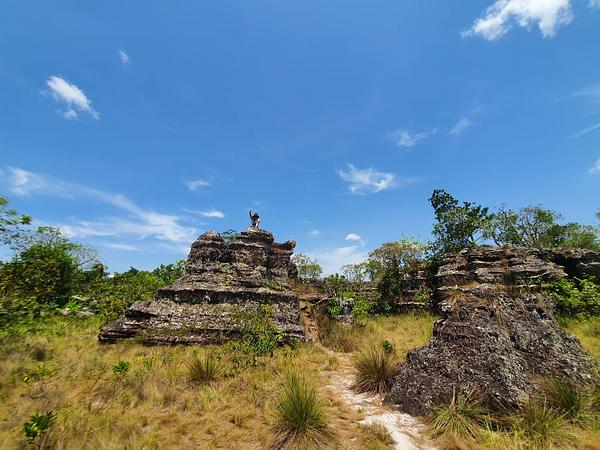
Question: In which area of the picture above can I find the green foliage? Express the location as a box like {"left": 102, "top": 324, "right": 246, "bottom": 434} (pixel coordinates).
{"left": 290, "top": 253, "right": 322, "bottom": 282}
{"left": 323, "top": 273, "right": 347, "bottom": 298}
{"left": 341, "top": 262, "right": 370, "bottom": 284}
{"left": 352, "top": 344, "right": 399, "bottom": 394}
{"left": 485, "top": 205, "right": 600, "bottom": 250}
{"left": 112, "top": 360, "right": 130, "bottom": 373}
{"left": 351, "top": 296, "right": 371, "bottom": 326}
{"left": 413, "top": 286, "right": 433, "bottom": 304}
{"left": 542, "top": 277, "right": 600, "bottom": 317}
{"left": 374, "top": 271, "right": 398, "bottom": 314}
{"left": 326, "top": 298, "right": 342, "bottom": 317}
{"left": 151, "top": 259, "right": 185, "bottom": 284}
{"left": 368, "top": 239, "right": 428, "bottom": 275}
{"left": 23, "top": 410, "right": 56, "bottom": 445}
{"left": 430, "top": 392, "right": 488, "bottom": 439}
{"left": 188, "top": 354, "right": 224, "bottom": 385}
{"left": 221, "top": 229, "right": 238, "bottom": 242}
{"left": 232, "top": 306, "right": 284, "bottom": 357}
{"left": 381, "top": 340, "right": 393, "bottom": 355}
{"left": 0, "top": 195, "right": 31, "bottom": 251}
{"left": 271, "top": 369, "right": 335, "bottom": 449}
{"left": 430, "top": 189, "right": 492, "bottom": 255}
{"left": 0, "top": 227, "right": 99, "bottom": 307}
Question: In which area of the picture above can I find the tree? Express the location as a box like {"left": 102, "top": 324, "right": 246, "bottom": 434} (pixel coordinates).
{"left": 290, "top": 253, "right": 322, "bottom": 281}
{"left": 0, "top": 226, "right": 99, "bottom": 305}
{"left": 0, "top": 195, "right": 31, "bottom": 252}
{"left": 368, "top": 239, "right": 427, "bottom": 275}
{"left": 152, "top": 259, "right": 186, "bottom": 284}
{"left": 485, "top": 205, "right": 599, "bottom": 250}
{"left": 341, "top": 262, "right": 368, "bottom": 284}
{"left": 429, "top": 189, "right": 492, "bottom": 255}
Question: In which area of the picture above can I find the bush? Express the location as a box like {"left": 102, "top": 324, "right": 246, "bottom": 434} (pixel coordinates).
{"left": 543, "top": 277, "right": 600, "bottom": 317}
{"left": 351, "top": 296, "right": 371, "bottom": 326}
{"left": 23, "top": 410, "right": 56, "bottom": 446}
{"left": 112, "top": 360, "right": 130, "bottom": 373}
{"left": 188, "top": 355, "right": 224, "bottom": 385}
{"left": 430, "top": 391, "right": 488, "bottom": 439}
{"left": 270, "top": 370, "right": 335, "bottom": 449}
{"left": 352, "top": 344, "right": 399, "bottom": 394}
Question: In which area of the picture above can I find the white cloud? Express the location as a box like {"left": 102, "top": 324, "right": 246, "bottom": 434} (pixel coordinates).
{"left": 590, "top": 0, "right": 600, "bottom": 8}
{"left": 572, "top": 122, "right": 600, "bottom": 138}
{"left": 448, "top": 117, "right": 473, "bottom": 137}
{"left": 104, "top": 243, "right": 139, "bottom": 251}
{"left": 196, "top": 209, "right": 225, "bottom": 219}
{"left": 45, "top": 75, "right": 99, "bottom": 120}
{"left": 388, "top": 128, "right": 438, "bottom": 148}
{"left": 337, "top": 164, "right": 397, "bottom": 194}
{"left": 463, "top": 0, "right": 573, "bottom": 40}
{"left": 185, "top": 179, "right": 211, "bottom": 191}
{"left": 306, "top": 245, "right": 369, "bottom": 275}
{"left": 1, "top": 166, "right": 196, "bottom": 244}
{"left": 309, "top": 229, "right": 321, "bottom": 236}
{"left": 345, "top": 233, "right": 362, "bottom": 241}
{"left": 589, "top": 158, "right": 600, "bottom": 174}
{"left": 118, "top": 50, "right": 130, "bottom": 65}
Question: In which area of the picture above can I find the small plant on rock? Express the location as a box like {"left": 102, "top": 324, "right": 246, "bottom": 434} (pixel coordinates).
{"left": 352, "top": 344, "right": 399, "bottom": 394}
{"left": 270, "top": 369, "right": 335, "bottom": 449}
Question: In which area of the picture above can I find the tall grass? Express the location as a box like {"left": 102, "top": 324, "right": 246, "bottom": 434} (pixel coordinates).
{"left": 430, "top": 391, "right": 488, "bottom": 439}
{"left": 352, "top": 344, "right": 399, "bottom": 394}
{"left": 270, "top": 369, "right": 335, "bottom": 449}
{"left": 187, "top": 354, "right": 224, "bottom": 385}
{"left": 543, "top": 378, "right": 590, "bottom": 423}
{"left": 509, "top": 398, "right": 574, "bottom": 449}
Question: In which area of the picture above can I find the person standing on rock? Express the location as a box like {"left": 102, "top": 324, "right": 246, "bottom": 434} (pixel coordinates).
{"left": 249, "top": 210, "right": 260, "bottom": 229}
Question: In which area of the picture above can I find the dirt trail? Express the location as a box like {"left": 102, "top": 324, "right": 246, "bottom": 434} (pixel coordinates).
{"left": 324, "top": 351, "right": 436, "bottom": 450}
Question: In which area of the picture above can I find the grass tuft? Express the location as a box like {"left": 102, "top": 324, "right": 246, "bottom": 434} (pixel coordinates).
{"left": 510, "top": 398, "right": 574, "bottom": 449}
{"left": 360, "top": 422, "right": 395, "bottom": 449}
{"left": 352, "top": 344, "right": 399, "bottom": 394}
{"left": 430, "top": 391, "right": 488, "bottom": 439}
{"left": 543, "top": 378, "right": 590, "bottom": 423}
{"left": 187, "top": 354, "right": 223, "bottom": 385}
{"left": 270, "top": 369, "right": 335, "bottom": 449}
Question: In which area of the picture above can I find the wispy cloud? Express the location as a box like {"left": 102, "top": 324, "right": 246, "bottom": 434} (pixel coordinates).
{"left": 572, "top": 122, "right": 600, "bottom": 138}
{"left": 309, "top": 229, "right": 321, "bottom": 237}
{"left": 103, "top": 242, "right": 139, "bottom": 251}
{"left": 185, "top": 179, "right": 211, "bottom": 191}
{"left": 44, "top": 75, "right": 99, "bottom": 120}
{"left": 567, "top": 84, "right": 600, "bottom": 103}
{"left": 336, "top": 164, "right": 398, "bottom": 195}
{"left": 590, "top": 0, "right": 600, "bottom": 9}
{"left": 462, "top": 0, "right": 574, "bottom": 41}
{"left": 195, "top": 209, "right": 225, "bottom": 219}
{"left": 388, "top": 128, "right": 438, "bottom": 148}
{"left": 118, "top": 50, "right": 130, "bottom": 65}
{"left": 589, "top": 158, "right": 600, "bottom": 175}
{"left": 345, "top": 233, "right": 362, "bottom": 241}
{"left": 448, "top": 117, "right": 473, "bottom": 137}
{"left": 1, "top": 167, "right": 196, "bottom": 243}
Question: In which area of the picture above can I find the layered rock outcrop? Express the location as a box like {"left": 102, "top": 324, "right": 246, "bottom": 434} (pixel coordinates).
{"left": 385, "top": 247, "right": 598, "bottom": 415}
{"left": 99, "top": 228, "right": 304, "bottom": 344}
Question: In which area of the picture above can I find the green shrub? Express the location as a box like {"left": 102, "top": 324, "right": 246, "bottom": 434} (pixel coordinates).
{"left": 325, "top": 298, "right": 342, "bottom": 317}
{"left": 270, "top": 370, "right": 335, "bottom": 449}
{"left": 112, "top": 360, "right": 130, "bottom": 373}
{"left": 23, "top": 410, "right": 56, "bottom": 446}
{"left": 510, "top": 398, "right": 574, "bottom": 448}
{"left": 543, "top": 277, "right": 600, "bottom": 317}
{"left": 351, "top": 296, "right": 371, "bottom": 326}
{"left": 352, "top": 344, "right": 399, "bottom": 394}
{"left": 188, "top": 355, "right": 224, "bottom": 385}
{"left": 430, "top": 391, "right": 487, "bottom": 439}
{"left": 413, "top": 287, "right": 432, "bottom": 304}
{"left": 229, "top": 306, "right": 284, "bottom": 358}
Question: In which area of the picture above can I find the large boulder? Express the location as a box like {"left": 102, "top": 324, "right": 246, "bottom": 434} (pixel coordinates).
{"left": 99, "top": 228, "right": 304, "bottom": 344}
{"left": 385, "top": 247, "right": 598, "bottom": 415}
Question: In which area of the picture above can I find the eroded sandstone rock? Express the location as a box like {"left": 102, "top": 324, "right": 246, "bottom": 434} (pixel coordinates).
{"left": 99, "top": 228, "right": 304, "bottom": 344}
{"left": 385, "top": 247, "right": 597, "bottom": 415}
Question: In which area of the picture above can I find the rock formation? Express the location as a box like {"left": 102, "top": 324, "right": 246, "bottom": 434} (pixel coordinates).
{"left": 385, "top": 247, "right": 598, "bottom": 415}
{"left": 99, "top": 228, "right": 304, "bottom": 344}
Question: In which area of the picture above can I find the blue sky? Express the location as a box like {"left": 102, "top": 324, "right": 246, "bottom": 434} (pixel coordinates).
{"left": 1, "top": 0, "right": 599, "bottom": 273}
